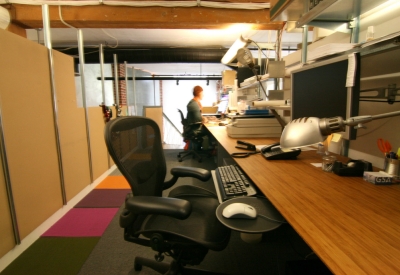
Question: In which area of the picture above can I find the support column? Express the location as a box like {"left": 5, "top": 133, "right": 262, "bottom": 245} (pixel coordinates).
{"left": 0, "top": 98, "right": 20, "bottom": 244}
{"left": 301, "top": 25, "right": 308, "bottom": 64}
{"left": 77, "top": 29, "right": 94, "bottom": 183}
{"left": 42, "top": 4, "right": 67, "bottom": 205}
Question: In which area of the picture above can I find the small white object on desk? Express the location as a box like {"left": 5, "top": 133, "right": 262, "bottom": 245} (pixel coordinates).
{"left": 363, "top": 171, "right": 393, "bottom": 185}
{"left": 311, "top": 163, "right": 323, "bottom": 168}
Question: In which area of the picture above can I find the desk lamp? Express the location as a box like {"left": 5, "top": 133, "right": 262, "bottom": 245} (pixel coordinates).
{"left": 221, "top": 36, "right": 252, "bottom": 65}
{"left": 280, "top": 111, "right": 400, "bottom": 149}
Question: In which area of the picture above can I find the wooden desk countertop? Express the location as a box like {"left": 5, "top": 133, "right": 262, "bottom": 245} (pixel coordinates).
{"left": 207, "top": 125, "right": 400, "bottom": 275}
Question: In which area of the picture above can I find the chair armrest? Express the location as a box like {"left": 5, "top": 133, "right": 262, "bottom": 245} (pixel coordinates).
{"left": 163, "top": 167, "right": 211, "bottom": 190}
{"left": 171, "top": 167, "right": 211, "bottom": 181}
{"left": 125, "top": 196, "right": 191, "bottom": 220}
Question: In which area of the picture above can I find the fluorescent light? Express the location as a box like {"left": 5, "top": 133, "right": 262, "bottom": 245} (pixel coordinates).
{"left": 221, "top": 35, "right": 252, "bottom": 64}
{"left": 0, "top": 6, "right": 10, "bottom": 30}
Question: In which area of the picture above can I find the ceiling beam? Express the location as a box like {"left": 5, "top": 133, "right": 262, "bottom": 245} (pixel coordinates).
{"left": 5, "top": 4, "right": 284, "bottom": 30}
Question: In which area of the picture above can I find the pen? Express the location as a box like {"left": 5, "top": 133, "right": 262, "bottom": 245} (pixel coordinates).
{"left": 388, "top": 152, "right": 398, "bottom": 159}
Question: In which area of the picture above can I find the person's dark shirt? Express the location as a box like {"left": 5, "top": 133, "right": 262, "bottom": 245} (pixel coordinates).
{"left": 186, "top": 99, "right": 202, "bottom": 125}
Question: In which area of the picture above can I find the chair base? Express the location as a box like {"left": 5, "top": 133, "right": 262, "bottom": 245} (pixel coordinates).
{"left": 177, "top": 149, "right": 210, "bottom": 163}
{"left": 134, "top": 256, "right": 228, "bottom": 275}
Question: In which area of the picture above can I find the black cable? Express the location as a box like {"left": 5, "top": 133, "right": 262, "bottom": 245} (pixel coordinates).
{"left": 230, "top": 151, "right": 259, "bottom": 158}
{"left": 257, "top": 214, "right": 287, "bottom": 224}
{"left": 284, "top": 224, "right": 315, "bottom": 260}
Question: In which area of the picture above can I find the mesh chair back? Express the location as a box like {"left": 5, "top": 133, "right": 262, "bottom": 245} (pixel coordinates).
{"left": 178, "top": 109, "right": 202, "bottom": 141}
{"left": 104, "top": 116, "right": 166, "bottom": 197}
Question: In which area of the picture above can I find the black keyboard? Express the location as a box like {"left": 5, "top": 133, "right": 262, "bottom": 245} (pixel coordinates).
{"left": 213, "top": 165, "right": 257, "bottom": 203}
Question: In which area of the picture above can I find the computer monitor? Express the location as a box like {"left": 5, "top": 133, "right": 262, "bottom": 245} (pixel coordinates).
{"left": 217, "top": 100, "right": 229, "bottom": 113}
{"left": 291, "top": 54, "right": 360, "bottom": 140}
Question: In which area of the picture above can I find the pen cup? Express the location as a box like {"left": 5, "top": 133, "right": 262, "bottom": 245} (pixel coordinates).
{"left": 384, "top": 157, "right": 400, "bottom": 176}
{"left": 322, "top": 155, "right": 336, "bottom": 172}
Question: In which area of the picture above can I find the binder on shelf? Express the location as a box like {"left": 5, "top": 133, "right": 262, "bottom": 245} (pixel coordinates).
{"left": 244, "top": 109, "right": 270, "bottom": 115}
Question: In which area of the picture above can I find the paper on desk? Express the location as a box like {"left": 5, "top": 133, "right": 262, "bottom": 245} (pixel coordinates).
{"left": 331, "top": 133, "right": 342, "bottom": 142}
{"left": 311, "top": 163, "right": 322, "bottom": 168}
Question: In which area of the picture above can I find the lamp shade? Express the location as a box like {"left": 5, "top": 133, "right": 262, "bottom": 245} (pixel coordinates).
{"left": 221, "top": 36, "right": 251, "bottom": 64}
{"left": 280, "top": 117, "right": 327, "bottom": 149}
{"left": 236, "top": 47, "right": 254, "bottom": 68}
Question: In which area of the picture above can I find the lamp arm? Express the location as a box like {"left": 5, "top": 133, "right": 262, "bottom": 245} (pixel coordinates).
{"left": 371, "top": 110, "right": 400, "bottom": 120}
{"left": 344, "top": 110, "right": 400, "bottom": 128}
{"left": 343, "top": 115, "right": 373, "bottom": 127}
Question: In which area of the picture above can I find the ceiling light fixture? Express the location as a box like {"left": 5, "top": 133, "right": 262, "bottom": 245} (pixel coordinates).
{"left": 221, "top": 35, "right": 252, "bottom": 65}
{"left": 0, "top": 6, "right": 10, "bottom": 30}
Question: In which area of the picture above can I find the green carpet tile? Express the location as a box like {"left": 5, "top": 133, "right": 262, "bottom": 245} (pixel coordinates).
{"left": 1, "top": 237, "right": 100, "bottom": 275}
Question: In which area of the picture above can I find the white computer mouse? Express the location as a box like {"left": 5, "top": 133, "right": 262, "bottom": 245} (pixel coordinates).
{"left": 222, "top": 203, "right": 257, "bottom": 219}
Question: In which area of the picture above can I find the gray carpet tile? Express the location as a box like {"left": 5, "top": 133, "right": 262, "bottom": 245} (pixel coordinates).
{"left": 78, "top": 149, "right": 317, "bottom": 275}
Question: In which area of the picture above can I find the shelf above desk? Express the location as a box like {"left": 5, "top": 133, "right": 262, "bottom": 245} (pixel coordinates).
{"left": 238, "top": 75, "right": 269, "bottom": 91}
{"left": 263, "top": 105, "right": 290, "bottom": 110}
{"left": 361, "top": 72, "right": 400, "bottom": 82}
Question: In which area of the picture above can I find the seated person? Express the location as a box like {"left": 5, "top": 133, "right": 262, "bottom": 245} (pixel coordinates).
{"left": 187, "top": 85, "right": 208, "bottom": 126}
{"left": 186, "top": 85, "right": 214, "bottom": 149}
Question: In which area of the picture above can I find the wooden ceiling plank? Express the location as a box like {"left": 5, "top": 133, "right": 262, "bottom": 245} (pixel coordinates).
{"left": 6, "top": 4, "right": 284, "bottom": 30}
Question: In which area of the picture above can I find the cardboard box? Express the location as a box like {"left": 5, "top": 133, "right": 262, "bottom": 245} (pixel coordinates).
{"left": 268, "top": 61, "right": 285, "bottom": 78}
{"left": 222, "top": 70, "right": 237, "bottom": 86}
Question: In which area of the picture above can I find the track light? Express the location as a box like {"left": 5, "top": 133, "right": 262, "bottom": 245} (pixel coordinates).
{"left": 176, "top": 80, "right": 179, "bottom": 85}
{"left": 207, "top": 80, "right": 209, "bottom": 86}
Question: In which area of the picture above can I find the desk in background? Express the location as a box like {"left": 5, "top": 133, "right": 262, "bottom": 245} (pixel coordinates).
{"left": 206, "top": 125, "right": 400, "bottom": 274}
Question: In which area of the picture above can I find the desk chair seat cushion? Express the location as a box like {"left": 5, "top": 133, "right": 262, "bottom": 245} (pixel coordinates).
{"left": 138, "top": 189, "right": 230, "bottom": 251}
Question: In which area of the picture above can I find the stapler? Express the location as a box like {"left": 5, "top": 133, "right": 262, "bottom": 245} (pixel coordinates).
{"left": 235, "top": 140, "right": 256, "bottom": 151}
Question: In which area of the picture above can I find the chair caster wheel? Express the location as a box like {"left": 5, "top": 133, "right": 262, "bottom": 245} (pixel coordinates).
{"left": 198, "top": 159, "right": 202, "bottom": 163}
{"left": 177, "top": 154, "right": 181, "bottom": 157}
{"left": 134, "top": 262, "right": 142, "bottom": 271}
{"left": 179, "top": 158, "right": 183, "bottom": 162}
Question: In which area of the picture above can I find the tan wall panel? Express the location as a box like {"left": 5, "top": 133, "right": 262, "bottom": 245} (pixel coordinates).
{"left": 0, "top": 30, "right": 62, "bottom": 239}
{"left": 120, "top": 106, "right": 128, "bottom": 116}
{"left": 53, "top": 50, "right": 91, "bottom": 201}
{"left": 144, "top": 106, "right": 163, "bottom": 136}
{"left": 0, "top": 158, "right": 16, "bottom": 258}
{"left": 88, "top": 107, "right": 109, "bottom": 179}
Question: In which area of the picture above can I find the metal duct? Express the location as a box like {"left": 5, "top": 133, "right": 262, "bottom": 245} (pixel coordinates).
{"left": 58, "top": 48, "right": 227, "bottom": 64}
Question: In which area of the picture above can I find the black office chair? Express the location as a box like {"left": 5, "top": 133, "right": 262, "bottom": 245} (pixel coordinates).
{"left": 177, "top": 109, "right": 209, "bottom": 163}
{"left": 104, "top": 116, "right": 231, "bottom": 275}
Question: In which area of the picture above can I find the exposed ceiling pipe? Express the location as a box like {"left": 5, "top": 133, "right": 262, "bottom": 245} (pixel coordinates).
{"left": 58, "top": 48, "right": 227, "bottom": 64}
{"left": 97, "top": 76, "right": 222, "bottom": 81}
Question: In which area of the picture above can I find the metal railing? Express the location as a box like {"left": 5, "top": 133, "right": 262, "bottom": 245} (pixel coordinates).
{"left": 163, "top": 112, "right": 184, "bottom": 145}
